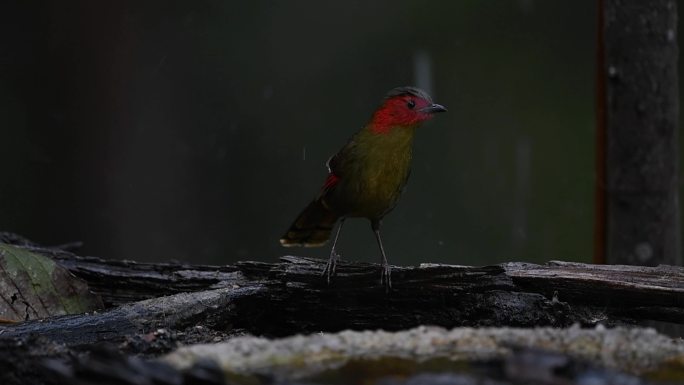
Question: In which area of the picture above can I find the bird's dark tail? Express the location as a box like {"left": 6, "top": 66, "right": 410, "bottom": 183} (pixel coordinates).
{"left": 280, "top": 199, "right": 338, "bottom": 247}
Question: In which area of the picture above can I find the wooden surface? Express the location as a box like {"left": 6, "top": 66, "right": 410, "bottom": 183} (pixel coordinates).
{"left": 2, "top": 250, "right": 683, "bottom": 346}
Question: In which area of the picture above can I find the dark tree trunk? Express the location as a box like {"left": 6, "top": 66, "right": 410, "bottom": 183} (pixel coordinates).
{"left": 599, "top": 0, "right": 681, "bottom": 265}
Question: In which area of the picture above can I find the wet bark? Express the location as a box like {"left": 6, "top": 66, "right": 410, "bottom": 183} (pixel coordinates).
{"left": 1, "top": 253, "right": 683, "bottom": 348}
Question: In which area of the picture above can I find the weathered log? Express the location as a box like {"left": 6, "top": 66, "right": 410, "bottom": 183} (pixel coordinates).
{"left": 0, "top": 233, "right": 241, "bottom": 307}
{"left": 8, "top": 234, "right": 681, "bottom": 325}
{"left": 52, "top": 252, "right": 242, "bottom": 307}
{"left": 58, "top": 253, "right": 684, "bottom": 326}
{"left": 1, "top": 252, "right": 684, "bottom": 348}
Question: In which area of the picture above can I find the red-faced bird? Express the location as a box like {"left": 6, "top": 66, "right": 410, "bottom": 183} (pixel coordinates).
{"left": 280, "top": 87, "right": 447, "bottom": 290}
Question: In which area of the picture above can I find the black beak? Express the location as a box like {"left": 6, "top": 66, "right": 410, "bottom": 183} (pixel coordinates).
{"left": 420, "top": 103, "right": 448, "bottom": 114}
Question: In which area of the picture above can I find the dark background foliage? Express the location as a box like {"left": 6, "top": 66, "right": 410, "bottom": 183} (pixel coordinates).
{"left": 0, "top": 1, "right": 664, "bottom": 265}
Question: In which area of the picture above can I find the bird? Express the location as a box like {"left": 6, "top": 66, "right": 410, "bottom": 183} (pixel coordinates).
{"left": 280, "top": 86, "right": 447, "bottom": 290}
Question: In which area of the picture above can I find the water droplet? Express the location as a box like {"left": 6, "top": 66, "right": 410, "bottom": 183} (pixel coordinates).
{"left": 634, "top": 242, "right": 652, "bottom": 263}
{"left": 263, "top": 86, "right": 274, "bottom": 100}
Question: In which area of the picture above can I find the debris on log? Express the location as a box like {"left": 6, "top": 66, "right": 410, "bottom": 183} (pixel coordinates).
{"left": 7, "top": 326, "right": 684, "bottom": 385}
{"left": 163, "top": 325, "right": 684, "bottom": 383}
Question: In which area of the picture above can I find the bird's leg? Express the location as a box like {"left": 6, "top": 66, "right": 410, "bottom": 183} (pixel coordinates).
{"left": 322, "top": 218, "right": 345, "bottom": 284}
{"left": 371, "top": 219, "right": 392, "bottom": 291}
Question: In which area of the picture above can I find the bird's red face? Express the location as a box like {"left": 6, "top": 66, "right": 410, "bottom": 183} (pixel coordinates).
{"left": 370, "top": 91, "right": 447, "bottom": 134}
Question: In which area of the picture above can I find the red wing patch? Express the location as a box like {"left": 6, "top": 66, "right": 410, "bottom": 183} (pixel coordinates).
{"left": 322, "top": 173, "right": 340, "bottom": 191}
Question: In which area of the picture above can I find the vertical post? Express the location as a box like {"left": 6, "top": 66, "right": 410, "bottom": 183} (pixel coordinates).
{"left": 594, "top": 0, "right": 607, "bottom": 264}
{"left": 599, "top": 0, "right": 681, "bottom": 266}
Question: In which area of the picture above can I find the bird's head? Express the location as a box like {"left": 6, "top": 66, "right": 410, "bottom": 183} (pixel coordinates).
{"left": 369, "top": 86, "right": 447, "bottom": 134}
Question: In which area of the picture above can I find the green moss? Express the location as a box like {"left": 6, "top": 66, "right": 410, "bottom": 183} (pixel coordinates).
{"left": 0, "top": 243, "right": 102, "bottom": 320}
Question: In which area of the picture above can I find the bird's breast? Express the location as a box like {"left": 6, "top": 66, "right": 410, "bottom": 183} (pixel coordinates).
{"left": 334, "top": 129, "right": 414, "bottom": 219}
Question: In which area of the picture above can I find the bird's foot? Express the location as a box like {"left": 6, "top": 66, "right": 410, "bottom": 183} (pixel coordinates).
{"left": 322, "top": 249, "right": 341, "bottom": 284}
{"left": 379, "top": 262, "right": 392, "bottom": 292}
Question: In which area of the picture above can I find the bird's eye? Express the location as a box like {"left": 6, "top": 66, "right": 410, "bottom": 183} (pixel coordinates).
{"left": 407, "top": 100, "right": 416, "bottom": 109}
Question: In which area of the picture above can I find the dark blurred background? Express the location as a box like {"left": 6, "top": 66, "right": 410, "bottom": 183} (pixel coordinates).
{"left": 0, "top": 1, "right": 636, "bottom": 265}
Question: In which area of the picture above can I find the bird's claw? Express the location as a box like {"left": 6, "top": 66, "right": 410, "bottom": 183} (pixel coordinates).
{"left": 322, "top": 249, "right": 341, "bottom": 284}
{"left": 379, "top": 262, "right": 392, "bottom": 292}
